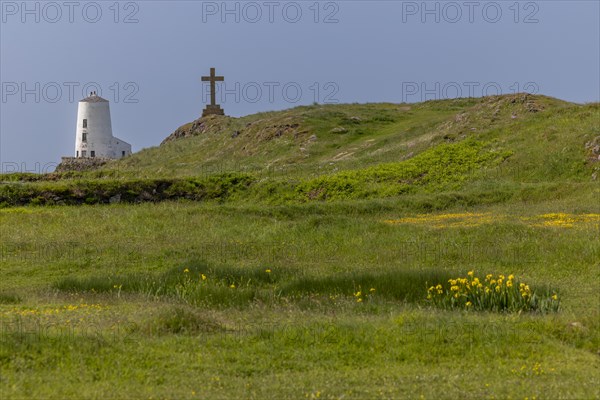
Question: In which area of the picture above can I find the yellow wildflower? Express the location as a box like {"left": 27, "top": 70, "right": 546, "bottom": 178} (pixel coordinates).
{"left": 230, "top": 284, "right": 235, "bottom": 288}
{"left": 201, "top": 274, "right": 207, "bottom": 281}
{"left": 466, "top": 301, "right": 472, "bottom": 307}
{"left": 265, "top": 269, "right": 272, "bottom": 273}
{"left": 184, "top": 268, "right": 190, "bottom": 273}
{"left": 551, "top": 294, "right": 558, "bottom": 301}
{"left": 369, "top": 288, "right": 376, "bottom": 293}
{"left": 468, "top": 271, "right": 474, "bottom": 277}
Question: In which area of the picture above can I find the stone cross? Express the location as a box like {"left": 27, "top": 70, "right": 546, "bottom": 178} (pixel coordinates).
{"left": 201, "top": 67, "right": 225, "bottom": 117}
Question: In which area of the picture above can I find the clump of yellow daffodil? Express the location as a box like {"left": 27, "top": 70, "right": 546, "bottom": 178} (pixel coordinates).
{"left": 427, "top": 271, "right": 560, "bottom": 313}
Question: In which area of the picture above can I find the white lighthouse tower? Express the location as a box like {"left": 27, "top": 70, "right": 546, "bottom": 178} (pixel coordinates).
{"left": 75, "top": 92, "right": 131, "bottom": 159}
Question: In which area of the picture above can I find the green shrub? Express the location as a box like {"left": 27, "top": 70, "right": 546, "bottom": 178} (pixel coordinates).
{"left": 296, "top": 140, "right": 512, "bottom": 201}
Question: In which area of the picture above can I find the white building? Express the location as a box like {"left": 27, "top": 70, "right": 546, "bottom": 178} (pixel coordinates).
{"left": 75, "top": 92, "right": 132, "bottom": 159}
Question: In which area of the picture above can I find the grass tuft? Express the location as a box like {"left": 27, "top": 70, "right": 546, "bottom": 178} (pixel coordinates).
{"left": 142, "top": 306, "right": 225, "bottom": 335}
{"left": 0, "top": 292, "right": 22, "bottom": 304}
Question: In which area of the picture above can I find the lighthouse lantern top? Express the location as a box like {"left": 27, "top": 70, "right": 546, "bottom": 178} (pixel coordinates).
{"left": 81, "top": 91, "right": 109, "bottom": 103}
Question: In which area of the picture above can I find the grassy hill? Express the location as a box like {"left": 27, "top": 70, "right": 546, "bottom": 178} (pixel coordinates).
{"left": 2, "top": 93, "right": 598, "bottom": 207}
{"left": 72, "top": 93, "right": 596, "bottom": 181}
{"left": 1, "top": 94, "right": 599, "bottom": 399}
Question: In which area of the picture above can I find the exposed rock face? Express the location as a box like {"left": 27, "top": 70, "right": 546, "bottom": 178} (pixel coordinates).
{"left": 330, "top": 126, "right": 348, "bottom": 134}
{"left": 109, "top": 194, "right": 121, "bottom": 204}
{"left": 585, "top": 135, "right": 600, "bottom": 162}
{"left": 55, "top": 157, "right": 109, "bottom": 172}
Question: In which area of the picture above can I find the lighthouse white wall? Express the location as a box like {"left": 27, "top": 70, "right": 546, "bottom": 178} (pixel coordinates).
{"left": 75, "top": 95, "right": 132, "bottom": 159}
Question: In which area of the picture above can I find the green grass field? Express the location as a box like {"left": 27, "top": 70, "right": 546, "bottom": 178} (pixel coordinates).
{"left": 1, "top": 94, "right": 599, "bottom": 399}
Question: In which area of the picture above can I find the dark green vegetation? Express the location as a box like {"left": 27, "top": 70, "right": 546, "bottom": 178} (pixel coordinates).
{"left": 0, "top": 174, "right": 254, "bottom": 206}
{"left": 53, "top": 265, "right": 459, "bottom": 308}
{"left": 1, "top": 94, "right": 599, "bottom": 399}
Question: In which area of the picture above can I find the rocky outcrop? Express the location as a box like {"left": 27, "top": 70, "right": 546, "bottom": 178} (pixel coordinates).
{"left": 585, "top": 135, "right": 600, "bottom": 162}
{"left": 160, "top": 114, "right": 308, "bottom": 146}
{"left": 161, "top": 115, "right": 233, "bottom": 145}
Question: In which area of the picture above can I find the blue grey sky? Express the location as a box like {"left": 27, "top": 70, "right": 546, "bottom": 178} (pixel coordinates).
{"left": 1, "top": 1, "right": 599, "bottom": 172}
